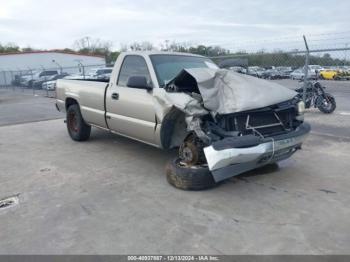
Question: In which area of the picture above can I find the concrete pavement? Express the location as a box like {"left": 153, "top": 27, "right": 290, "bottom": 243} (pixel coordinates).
{"left": 0, "top": 118, "right": 349, "bottom": 254}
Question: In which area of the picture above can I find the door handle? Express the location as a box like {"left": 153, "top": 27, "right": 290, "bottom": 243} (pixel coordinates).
{"left": 111, "top": 93, "right": 119, "bottom": 100}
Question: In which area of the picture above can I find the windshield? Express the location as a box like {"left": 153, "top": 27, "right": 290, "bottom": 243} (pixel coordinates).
{"left": 150, "top": 54, "right": 218, "bottom": 87}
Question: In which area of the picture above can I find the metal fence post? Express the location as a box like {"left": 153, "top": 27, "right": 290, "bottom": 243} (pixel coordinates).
{"left": 302, "top": 35, "right": 310, "bottom": 103}
{"left": 28, "top": 67, "right": 35, "bottom": 95}
{"left": 9, "top": 70, "right": 14, "bottom": 91}
{"left": 0, "top": 70, "right": 3, "bottom": 88}
{"left": 3, "top": 71, "right": 8, "bottom": 89}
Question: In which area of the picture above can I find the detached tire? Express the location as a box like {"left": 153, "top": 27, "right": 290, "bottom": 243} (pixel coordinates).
{"left": 66, "top": 104, "right": 91, "bottom": 141}
{"left": 166, "top": 158, "right": 216, "bottom": 190}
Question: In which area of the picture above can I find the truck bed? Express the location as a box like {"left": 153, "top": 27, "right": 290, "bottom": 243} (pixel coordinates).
{"left": 56, "top": 79, "right": 109, "bottom": 128}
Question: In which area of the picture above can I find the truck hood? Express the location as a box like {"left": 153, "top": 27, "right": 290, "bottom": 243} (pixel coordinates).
{"left": 153, "top": 68, "right": 297, "bottom": 119}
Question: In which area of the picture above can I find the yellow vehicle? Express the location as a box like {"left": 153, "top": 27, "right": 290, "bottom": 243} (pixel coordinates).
{"left": 319, "top": 70, "right": 338, "bottom": 80}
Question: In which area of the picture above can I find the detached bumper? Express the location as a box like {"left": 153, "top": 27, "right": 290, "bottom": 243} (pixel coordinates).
{"left": 203, "top": 123, "right": 311, "bottom": 182}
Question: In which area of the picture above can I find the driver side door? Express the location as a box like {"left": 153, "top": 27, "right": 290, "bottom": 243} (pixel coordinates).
{"left": 106, "top": 55, "right": 157, "bottom": 145}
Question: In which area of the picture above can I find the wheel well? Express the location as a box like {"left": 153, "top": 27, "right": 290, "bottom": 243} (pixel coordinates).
{"left": 65, "top": 98, "right": 78, "bottom": 110}
{"left": 160, "top": 109, "right": 189, "bottom": 150}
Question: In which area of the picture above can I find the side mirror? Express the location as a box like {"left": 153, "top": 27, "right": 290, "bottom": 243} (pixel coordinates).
{"left": 127, "top": 76, "right": 152, "bottom": 90}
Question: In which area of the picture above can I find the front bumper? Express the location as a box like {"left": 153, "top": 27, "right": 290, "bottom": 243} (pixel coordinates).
{"left": 203, "top": 123, "right": 311, "bottom": 182}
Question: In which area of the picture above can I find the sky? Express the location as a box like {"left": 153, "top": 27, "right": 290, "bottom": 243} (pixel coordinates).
{"left": 1, "top": 0, "right": 350, "bottom": 51}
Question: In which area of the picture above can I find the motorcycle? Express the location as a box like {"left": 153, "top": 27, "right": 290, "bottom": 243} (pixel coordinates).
{"left": 296, "top": 81, "right": 336, "bottom": 114}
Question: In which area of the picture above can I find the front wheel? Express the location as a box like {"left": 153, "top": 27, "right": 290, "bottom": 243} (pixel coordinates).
{"left": 166, "top": 158, "right": 216, "bottom": 190}
{"left": 317, "top": 93, "right": 336, "bottom": 114}
{"left": 66, "top": 104, "right": 91, "bottom": 141}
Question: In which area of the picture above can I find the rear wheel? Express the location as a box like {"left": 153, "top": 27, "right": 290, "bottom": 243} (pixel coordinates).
{"left": 66, "top": 104, "right": 91, "bottom": 141}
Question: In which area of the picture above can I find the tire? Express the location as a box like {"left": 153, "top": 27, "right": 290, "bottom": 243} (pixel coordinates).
{"left": 66, "top": 104, "right": 91, "bottom": 141}
{"left": 165, "top": 158, "right": 216, "bottom": 190}
{"left": 317, "top": 93, "right": 336, "bottom": 114}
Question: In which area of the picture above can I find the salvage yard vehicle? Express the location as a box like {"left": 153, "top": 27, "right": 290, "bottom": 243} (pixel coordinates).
{"left": 41, "top": 73, "right": 70, "bottom": 90}
{"left": 290, "top": 68, "right": 316, "bottom": 80}
{"left": 56, "top": 52, "right": 310, "bottom": 190}
{"left": 22, "top": 70, "right": 59, "bottom": 88}
{"left": 319, "top": 69, "right": 338, "bottom": 80}
{"left": 85, "top": 67, "right": 113, "bottom": 80}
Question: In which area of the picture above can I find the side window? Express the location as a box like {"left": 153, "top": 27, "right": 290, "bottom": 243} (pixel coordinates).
{"left": 117, "top": 56, "right": 151, "bottom": 87}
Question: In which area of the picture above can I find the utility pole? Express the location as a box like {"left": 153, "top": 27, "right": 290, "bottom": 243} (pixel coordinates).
{"left": 75, "top": 59, "right": 85, "bottom": 79}
{"left": 52, "top": 60, "right": 63, "bottom": 74}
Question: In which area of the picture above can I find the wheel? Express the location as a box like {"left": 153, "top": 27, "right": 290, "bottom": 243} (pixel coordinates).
{"left": 165, "top": 158, "right": 216, "bottom": 190}
{"left": 178, "top": 133, "right": 206, "bottom": 166}
{"left": 66, "top": 104, "right": 91, "bottom": 141}
{"left": 317, "top": 93, "right": 336, "bottom": 114}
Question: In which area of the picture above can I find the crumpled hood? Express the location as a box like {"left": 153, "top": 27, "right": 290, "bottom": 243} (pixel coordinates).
{"left": 170, "top": 68, "right": 298, "bottom": 115}
{"left": 152, "top": 68, "right": 298, "bottom": 123}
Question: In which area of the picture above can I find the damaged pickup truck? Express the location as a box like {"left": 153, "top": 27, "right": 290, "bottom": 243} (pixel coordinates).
{"left": 56, "top": 52, "right": 310, "bottom": 190}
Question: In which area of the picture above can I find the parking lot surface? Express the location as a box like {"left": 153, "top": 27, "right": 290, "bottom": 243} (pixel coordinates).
{"left": 0, "top": 81, "right": 350, "bottom": 254}
{"left": 0, "top": 89, "right": 61, "bottom": 126}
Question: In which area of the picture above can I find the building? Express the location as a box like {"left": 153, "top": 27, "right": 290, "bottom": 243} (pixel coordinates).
{"left": 0, "top": 50, "right": 106, "bottom": 85}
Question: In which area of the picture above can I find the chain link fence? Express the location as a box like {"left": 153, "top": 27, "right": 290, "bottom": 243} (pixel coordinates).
{"left": 0, "top": 64, "right": 106, "bottom": 98}
{"left": 207, "top": 35, "right": 350, "bottom": 103}
{"left": 210, "top": 43, "right": 350, "bottom": 82}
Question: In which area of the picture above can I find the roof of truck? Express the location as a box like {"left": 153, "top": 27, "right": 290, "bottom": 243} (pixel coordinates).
{"left": 120, "top": 51, "right": 205, "bottom": 57}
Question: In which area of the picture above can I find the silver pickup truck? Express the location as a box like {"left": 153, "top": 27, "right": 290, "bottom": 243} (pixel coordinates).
{"left": 56, "top": 51, "right": 310, "bottom": 190}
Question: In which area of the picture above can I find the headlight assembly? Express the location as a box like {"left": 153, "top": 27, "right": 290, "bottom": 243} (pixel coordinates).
{"left": 297, "top": 101, "right": 305, "bottom": 115}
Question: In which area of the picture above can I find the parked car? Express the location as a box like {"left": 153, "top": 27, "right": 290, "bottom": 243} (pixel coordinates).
{"left": 33, "top": 72, "right": 69, "bottom": 89}
{"left": 261, "top": 69, "right": 287, "bottom": 79}
{"left": 56, "top": 51, "right": 309, "bottom": 190}
{"left": 308, "top": 65, "right": 324, "bottom": 72}
{"left": 305, "top": 65, "right": 324, "bottom": 77}
{"left": 21, "top": 70, "right": 59, "bottom": 87}
{"left": 276, "top": 67, "right": 293, "bottom": 78}
{"left": 290, "top": 68, "right": 316, "bottom": 80}
{"left": 319, "top": 70, "right": 338, "bottom": 80}
{"left": 247, "top": 66, "right": 265, "bottom": 78}
{"left": 229, "top": 66, "right": 247, "bottom": 74}
{"left": 41, "top": 73, "right": 70, "bottom": 90}
{"left": 85, "top": 68, "right": 113, "bottom": 80}
{"left": 19, "top": 73, "right": 38, "bottom": 87}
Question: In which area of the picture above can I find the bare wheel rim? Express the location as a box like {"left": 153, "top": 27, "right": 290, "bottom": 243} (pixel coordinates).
{"left": 68, "top": 112, "right": 78, "bottom": 132}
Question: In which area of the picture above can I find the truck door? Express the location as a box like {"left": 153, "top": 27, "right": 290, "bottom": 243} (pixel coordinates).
{"left": 105, "top": 55, "right": 157, "bottom": 145}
